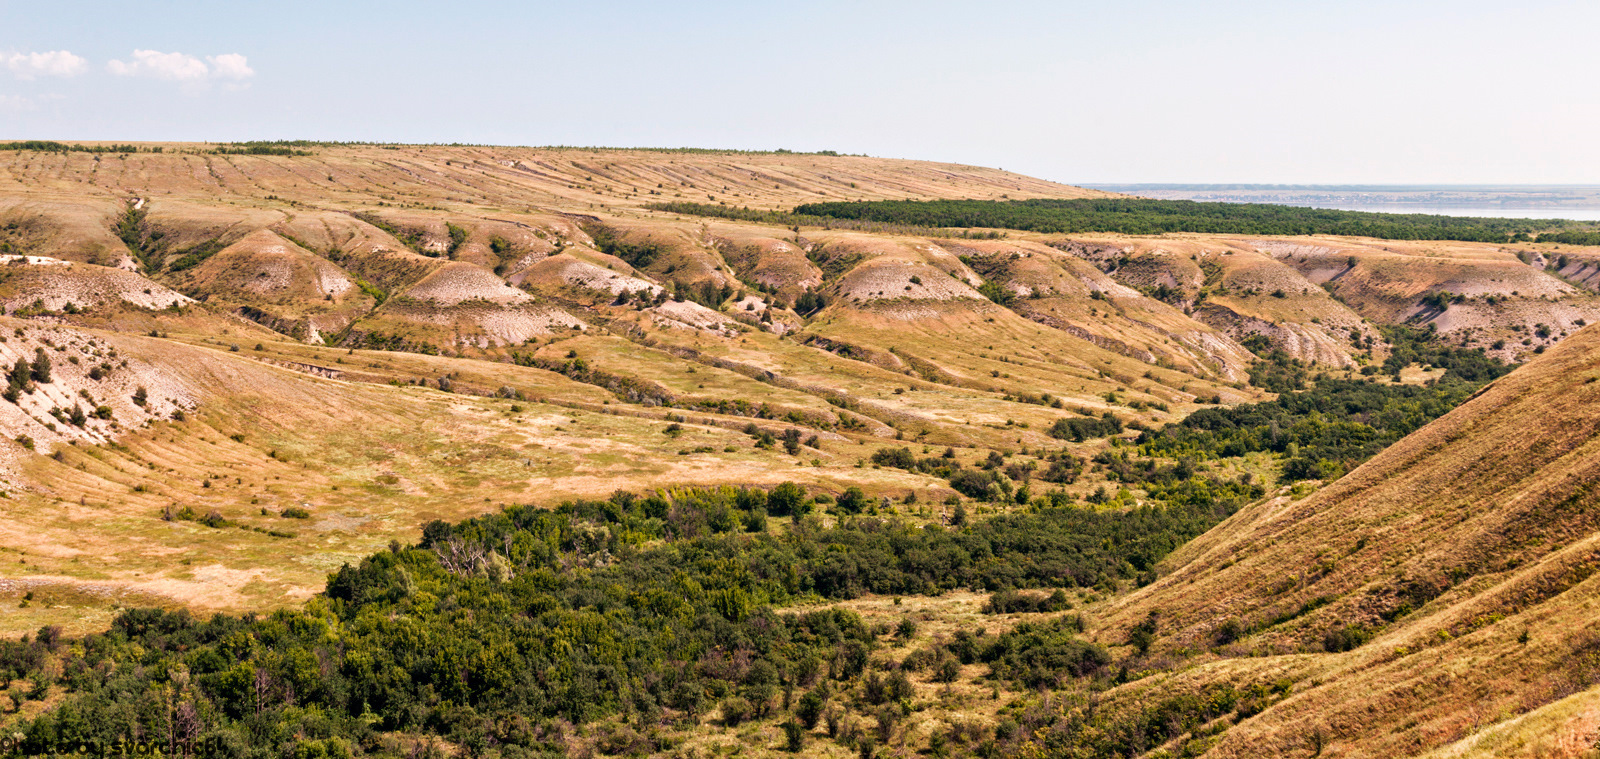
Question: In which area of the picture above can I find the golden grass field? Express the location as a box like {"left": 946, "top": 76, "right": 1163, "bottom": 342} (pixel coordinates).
{"left": 3, "top": 143, "right": 1600, "bottom": 756}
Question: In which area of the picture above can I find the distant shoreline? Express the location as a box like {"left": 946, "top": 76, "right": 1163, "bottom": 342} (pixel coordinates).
{"left": 1085, "top": 184, "right": 1600, "bottom": 221}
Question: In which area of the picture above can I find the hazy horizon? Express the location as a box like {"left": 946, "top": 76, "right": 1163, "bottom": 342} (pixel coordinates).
{"left": 6, "top": 1, "right": 1600, "bottom": 186}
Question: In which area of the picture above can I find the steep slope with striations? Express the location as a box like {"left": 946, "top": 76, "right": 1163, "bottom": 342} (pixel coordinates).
{"left": 1078, "top": 321, "right": 1600, "bottom": 757}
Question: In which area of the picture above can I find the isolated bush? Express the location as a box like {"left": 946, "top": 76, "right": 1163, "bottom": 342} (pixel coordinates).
{"left": 870, "top": 447, "right": 916, "bottom": 469}
{"left": 1323, "top": 625, "right": 1371, "bottom": 652}
{"left": 1048, "top": 414, "right": 1122, "bottom": 442}
{"left": 948, "top": 469, "right": 996, "bottom": 500}
{"left": 1214, "top": 617, "right": 1245, "bottom": 645}
{"left": 985, "top": 589, "right": 1071, "bottom": 614}
{"left": 29, "top": 349, "right": 50, "bottom": 383}
{"left": 836, "top": 486, "right": 869, "bottom": 514}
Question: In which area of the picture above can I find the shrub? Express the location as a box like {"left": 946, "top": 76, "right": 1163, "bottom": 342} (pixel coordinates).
{"left": 721, "top": 696, "right": 752, "bottom": 726}
{"left": 948, "top": 469, "right": 996, "bottom": 500}
{"left": 783, "top": 719, "right": 805, "bottom": 752}
{"left": 985, "top": 589, "right": 1072, "bottom": 614}
{"left": 29, "top": 349, "right": 50, "bottom": 383}
{"left": 836, "top": 486, "right": 869, "bottom": 514}
{"left": 767, "top": 481, "right": 809, "bottom": 516}
{"left": 1323, "top": 625, "right": 1371, "bottom": 652}
{"left": 1039, "top": 455, "right": 1083, "bottom": 484}
{"left": 1048, "top": 414, "right": 1122, "bottom": 442}
{"left": 742, "top": 507, "right": 767, "bottom": 533}
{"left": 796, "top": 685, "right": 826, "bottom": 729}
{"left": 870, "top": 447, "right": 916, "bottom": 469}
{"left": 1214, "top": 617, "right": 1245, "bottom": 645}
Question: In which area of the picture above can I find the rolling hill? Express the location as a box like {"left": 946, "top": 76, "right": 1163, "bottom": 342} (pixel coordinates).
{"left": 0, "top": 142, "right": 1596, "bottom": 757}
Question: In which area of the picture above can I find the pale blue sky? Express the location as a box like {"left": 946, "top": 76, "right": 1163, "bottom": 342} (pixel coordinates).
{"left": 3, "top": 0, "right": 1598, "bottom": 184}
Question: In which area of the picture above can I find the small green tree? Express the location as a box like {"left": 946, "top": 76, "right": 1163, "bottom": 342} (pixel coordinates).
{"left": 742, "top": 507, "right": 767, "bottom": 533}
{"left": 885, "top": 670, "right": 914, "bottom": 701}
{"left": 795, "top": 685, "right": 826, "bottom": 729}
{"left": 7, "top": 358, "right": 30, "bottom": 391}
{"left": 836, "top": 486, "right": 868, "bottom": 514}
{"left": 783, "top": 719, "right": 805, "bottom": 752}
{"left": 767, "top": 481, "right": 808, "bottom": 517}
{"left": 29, "top": 349, "right": 49, "bottom": 384}
{"left": 1129, "top": 612, "right": 1159, "bottom": 656}
{"left": 741, "top": 660, "right": 779, "bottom": 716}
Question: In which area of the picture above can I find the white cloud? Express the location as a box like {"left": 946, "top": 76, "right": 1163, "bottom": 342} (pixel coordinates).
{"left": 4, "top": 50, "right": 88, "bottom": 79}
{"left": 108, "top": 50, "right": 210, "bottom": 81}
{"left": 206, "top": 53, "right": 254, "bottom": 81}
{"left": 107, "top": 50, "right": 254, "bottom": 86}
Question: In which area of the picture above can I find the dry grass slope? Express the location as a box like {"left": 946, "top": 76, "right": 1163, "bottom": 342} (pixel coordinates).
{"left": 1084, "top": 322, "right": 1600, "bottom": 757}
{"left": 6, "top": 143, "right": 1600, "bottom": 753}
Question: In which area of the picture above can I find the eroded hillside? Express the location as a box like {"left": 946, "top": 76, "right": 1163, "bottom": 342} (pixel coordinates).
{"left": 0, "top": 145, "right": 1247, "bottom": 627}
{"left": 0, "top": 143, "right": 1597, "bottom": 757}
{"left": 1078, "top": 323, "right": 1600, "bottom": 756}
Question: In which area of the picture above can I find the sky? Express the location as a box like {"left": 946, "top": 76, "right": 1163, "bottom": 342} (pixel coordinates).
{"left": 3, "top": 0, "right": 1599, "bottom": 185}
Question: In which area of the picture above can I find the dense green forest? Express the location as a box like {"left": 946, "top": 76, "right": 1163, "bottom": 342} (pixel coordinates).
{"left": 0, "top": 141, "right": 154, "bottom": 154}
{"left": 785, "top": 199, "right": 1596, "bottom": 242}
{"left": 210, "top": 144, "right": 315, "bottom": 156}
{"left": 1137, "top": 327, "right": 1513, "bottom": 481}
{"left": 0, "top": 481, "right": 1263, "bottom": 759}
{"left": 1537, "top": 229, "right": 1600, "bottom": 246}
